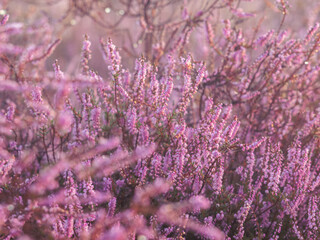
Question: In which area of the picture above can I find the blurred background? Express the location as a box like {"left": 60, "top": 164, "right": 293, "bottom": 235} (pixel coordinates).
{"left": 2, "top": 0, "right": 320, "bottom": 76}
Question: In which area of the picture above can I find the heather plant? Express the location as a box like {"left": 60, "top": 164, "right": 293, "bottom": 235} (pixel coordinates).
{"left": 1, "top": 0, "right": 320, "bottom": 240}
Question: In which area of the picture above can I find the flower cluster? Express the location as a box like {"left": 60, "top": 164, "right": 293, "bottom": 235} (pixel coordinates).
{"left": 0, "top": 0, "right": 320, "bottom": 239}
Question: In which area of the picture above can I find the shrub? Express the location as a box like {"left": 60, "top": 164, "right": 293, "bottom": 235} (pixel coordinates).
{"left": 0, "top": 0, "right": 320, "bottom": 239}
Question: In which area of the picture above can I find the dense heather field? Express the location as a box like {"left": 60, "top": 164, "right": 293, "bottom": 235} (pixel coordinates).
{"left": 1, "top": 0, "right": 320, "bottom": 239}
